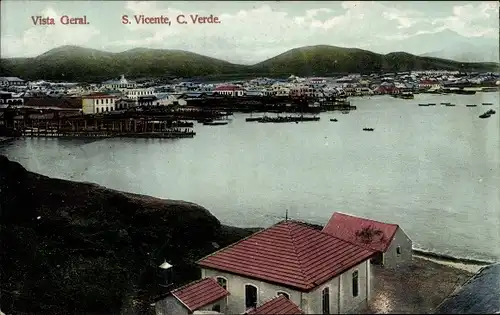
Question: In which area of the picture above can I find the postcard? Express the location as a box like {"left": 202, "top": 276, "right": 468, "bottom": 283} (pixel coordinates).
{"left": 0, "top": 1, "right": 499, "bottom": 314}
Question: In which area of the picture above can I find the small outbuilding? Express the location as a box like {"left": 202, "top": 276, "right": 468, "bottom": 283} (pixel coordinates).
{"left": 322, "top": 212, "right": 412, "bottom": 268}
{"left": 154, "top": 277, "right": 229, "bottom": 315}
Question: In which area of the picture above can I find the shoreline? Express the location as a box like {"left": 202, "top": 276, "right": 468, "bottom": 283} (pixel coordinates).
{"left": 412, "top": 248, "right": 494, "bottom": 273}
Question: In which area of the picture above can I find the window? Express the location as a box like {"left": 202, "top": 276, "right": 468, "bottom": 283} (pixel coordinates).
{"left": 216, "top": 277, "right": 227, "bottom": 290}
{"left": 212, "top": 304, "right": 221, "bottom": 312}
{"left": 106, "top": 99, "right": 109, "bottom": 104}
{"left": 245, "top": 284, "right": 258, "bottom": 309}
{"left": 397, "top": 246, "right": 401, "bottom": 255}
{"left": 277, "top": 291, "right": 289, "bottom": 299}
{"left": 352, "top": 270, "right": 359, "bottom": 297}
{"left": 322, "top": 287, "right": 330, "bottom": 314}
{"left": 96, "top": 107, "right": 99, "bottom": 113}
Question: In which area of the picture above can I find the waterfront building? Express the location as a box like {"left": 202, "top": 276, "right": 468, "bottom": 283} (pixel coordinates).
{"left": 82, "top": 93, "right": 117, "bottom": 114}
{"left": 322, "top": 212, "right": 413, "bottom": 269}
{"left": 154, "top": 93, "right": 186, "bottom": 106}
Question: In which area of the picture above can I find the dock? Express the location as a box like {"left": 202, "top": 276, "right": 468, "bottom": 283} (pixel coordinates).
{"left": 1, "top": 108, "right": 197, "bottom": 139}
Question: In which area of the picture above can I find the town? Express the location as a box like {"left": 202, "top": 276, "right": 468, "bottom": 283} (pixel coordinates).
{"left": 0, "top": 70, "right": 498, "bottom": 142}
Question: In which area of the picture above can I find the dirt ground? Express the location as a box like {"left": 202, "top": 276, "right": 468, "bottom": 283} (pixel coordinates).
{"left": 362, "top": 257, "right": 474, "bottom": 314}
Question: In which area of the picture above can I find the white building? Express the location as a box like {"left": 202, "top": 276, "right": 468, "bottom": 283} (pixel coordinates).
{"left": 0, "top": 77, "right": 25, "bottom": 87}
{"left": 154, "top": 93, "right": 187, "bottom": 106}
{"left": 322, "top": 212, "right": 413, "bottom": 269}
{"left": 155, "top": 277, "right": 229, "bottom": 315}
{"left": 214, "top": 85, "right": 245, "bottom": 97}
{"left": 82, "top": 93, "right": 117, "bottom": 114}
{"left": 154, "top": 220, "right": 376, "bottom": 315}
{"left": 123, "top": 88, "right": 155, "bottom": 100}
{"left": 101, "top": 74, "right": 137, "bottom": 90}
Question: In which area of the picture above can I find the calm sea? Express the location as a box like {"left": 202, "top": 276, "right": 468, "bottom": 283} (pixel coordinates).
{"left": 2, "top": 93, "right": 499, "bottom": 262}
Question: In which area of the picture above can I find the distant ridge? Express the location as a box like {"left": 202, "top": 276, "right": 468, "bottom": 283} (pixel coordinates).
{"left": 1, "top": 44, "right": 498, "bottom": 81}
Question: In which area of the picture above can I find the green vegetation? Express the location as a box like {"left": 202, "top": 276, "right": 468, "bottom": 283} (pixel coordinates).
{"left": 0, "top": 155, "right": 255, "bottom": 314}
{"left": 0, "top": 44, "right": 498, "bottom": 82}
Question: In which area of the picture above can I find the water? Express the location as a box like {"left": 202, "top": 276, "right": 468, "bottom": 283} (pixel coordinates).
{"left": 2, "top": 93, "right": 499, "bottom": 262}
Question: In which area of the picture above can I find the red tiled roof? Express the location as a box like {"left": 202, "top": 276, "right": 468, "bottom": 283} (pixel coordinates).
{"left": 171, "top": 277, "right": 229, "bottom": 312}
{"left": 322, "top": 212, "right": 399, "bottom": 253}
{"left": 247, "top": 295, "right": 304, "bottom": 314}
{"left": 198, "top": 220, "right": 375, "bottom": 291}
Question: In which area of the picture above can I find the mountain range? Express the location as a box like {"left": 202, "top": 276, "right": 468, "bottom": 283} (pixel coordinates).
{"left": 367, "top": 30, "right": 499, "bottom": 63}
{"left": 0, "top": 44, "right": 498, "bottom": 82}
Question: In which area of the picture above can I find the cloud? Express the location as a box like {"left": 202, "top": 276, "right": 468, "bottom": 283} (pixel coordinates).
{"left": 1, "top": 1, "right": 498, "bottom": 63}
{"left": 432, "top": 2, "right": 499, "bottom": 37}
{"left": 111, "top": 1, "right": 440, "bottom": 62}
{"left": 1, "top": 6, "right": 100, "bottom": 58}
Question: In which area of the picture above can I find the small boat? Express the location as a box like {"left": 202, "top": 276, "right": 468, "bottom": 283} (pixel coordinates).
{"left": 479, "top": 113, "right": 491, "bottom": 119}
{"left": 482, "top": 103, "right": 493, "bottom": 105}
{"left": 428, "top": 103, "right": 436, "bottom": 106}
{"left": 203, "top": 120, "right": 229, "bottom": 126}
{"left": 445, "top": 103, "right": 456, "bottom": 106}
{"left": 440, "top": 102, "right": 450, "bottom": 105}
{"left": 342, "top": 111, "right": 350, "bottom": 114}
{"left": 455, "top": 90, "right": 476, "bottom": 95}
{"left": 485, "top": 109, "right": 496, "bottom": 115}
{"left": 330, "top": 118, "right": 338, "bottom": 122}
{"left": 246, "top": 117, "right": 263, "bottom": 122}
{"left": 418, "top": 103, "right": 429, "bottom": 106}
{"left": 466, "top": 104, "right": 477, "bottom": 107}
{"left": 362, "top": 128, "right": 374, "bottom": 131}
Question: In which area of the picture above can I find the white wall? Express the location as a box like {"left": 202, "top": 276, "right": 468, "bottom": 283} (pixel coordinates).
{"left": 202, "top": 268, "right": 303, "bottom": 314}
{"left": 202, "top": 260, "right": 372, "bottom": 315}
{"left": 89, "top": 98, "right": 116, "bottom": 113}
{"left": 305, "top": 260, "right": 370, "bottom": 314}
{"left": 383, "top": 227, "right": 413, "bottom": 269}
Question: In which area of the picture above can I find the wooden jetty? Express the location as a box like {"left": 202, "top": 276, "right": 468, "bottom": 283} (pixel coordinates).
{"left": 2, "top": 109, "right": 196, "bottom": 139}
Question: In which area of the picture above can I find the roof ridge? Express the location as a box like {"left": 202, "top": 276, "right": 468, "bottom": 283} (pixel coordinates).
{"left": 289, "top": 219, "right": 368, "bottom": 249}
{"left": 284, "top": 221, "right": 314, "bottom": 285}
{"left": 334, "top": 212, "right": 399, "bottom": 227}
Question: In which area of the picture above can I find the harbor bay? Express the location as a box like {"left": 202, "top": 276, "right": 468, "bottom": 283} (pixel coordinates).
{"left": 3, "top": 92, "right": 499, "bottom": 263}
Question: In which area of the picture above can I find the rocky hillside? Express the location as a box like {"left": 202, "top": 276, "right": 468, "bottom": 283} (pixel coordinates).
{"left": 0, "top": 155, "right": 254, "bottom": 314}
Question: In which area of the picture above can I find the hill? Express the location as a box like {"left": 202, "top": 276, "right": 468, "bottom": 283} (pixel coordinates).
{"left": 252, "top": 45, "right": 499, "bottom": 76}
{"left": 0, "top": 155, "right": 255, "bottom": 314}
{"left": 0, "top": 45, "right": 498, "bottom": 81}
{"left": 0, "top": 45, "right": 247, "bottom": 82}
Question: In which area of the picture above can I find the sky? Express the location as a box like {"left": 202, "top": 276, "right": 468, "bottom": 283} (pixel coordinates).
{"left": 1, "top": 1, "right": 499, "bottom": 64}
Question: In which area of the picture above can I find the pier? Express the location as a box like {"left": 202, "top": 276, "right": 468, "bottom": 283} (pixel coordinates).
{"left": 1, "top": 108, "right": 197, "bottom": 139}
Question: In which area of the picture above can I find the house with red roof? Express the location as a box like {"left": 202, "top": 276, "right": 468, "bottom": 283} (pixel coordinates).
{"left": 155, "top": 277, "right": 230, "bottom": 315}
{"left": 196, "top": 220, "right": 376, "bottom": 314}
{"left": 322, "top": 212, "right": 412, "bottom": 269}
{"left": 214, "top": 85, "right": 245, "bottom": 97}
